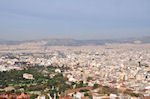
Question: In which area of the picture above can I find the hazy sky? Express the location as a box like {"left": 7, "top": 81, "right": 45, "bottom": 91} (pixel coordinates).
{"left": 0, "top": 0, "right": 150, "bottom": 40}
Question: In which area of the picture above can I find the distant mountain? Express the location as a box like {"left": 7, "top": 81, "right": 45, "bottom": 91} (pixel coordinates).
{"left": 45, "top": 39, "right": 105, "bottom": 46}
{"left": 0, "top": 40, "right": 26, "bottom": 45}
{"left": 45, "top": 37, "right": 150, "bottom": 46}
{"left": 0, "top": 36, "right": 150, "bottom": 46}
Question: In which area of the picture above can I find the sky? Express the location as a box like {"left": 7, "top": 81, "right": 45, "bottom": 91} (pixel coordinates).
{"left": 0, "top": 0, "right": 150, "bottom": 40}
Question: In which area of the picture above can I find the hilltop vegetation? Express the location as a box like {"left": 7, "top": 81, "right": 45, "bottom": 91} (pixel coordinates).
{"left": 0, "top": 66, "right": 71, "bottom": 98}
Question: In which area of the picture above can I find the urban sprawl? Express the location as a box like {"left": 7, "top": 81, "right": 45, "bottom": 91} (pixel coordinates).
{"left": 0, "top": 42, "right": 150, "bottom": 99}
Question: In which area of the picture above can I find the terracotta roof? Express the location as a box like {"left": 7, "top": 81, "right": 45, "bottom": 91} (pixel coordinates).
{"left": 143, "top": 89, "right": 148, "bottom": 91}
{"left": 17, "top": 93, "right": 29, "bottom": 99}
{"left": 144, "top": 96, "right": 150, "bottom": 99}
{"left": 121, "top": 85, "right": 126, "bottom": 88}
{"left": 81, "top": 97, "right": 89, "bottom": 99}
{"left": 65, "top": 86, "right": 93, "bottom": 94}
{"left": 39, "top": 94, "right": 46, "bottom": 97}
{"left": 59, "top": 97, "right": 72, "bottom": 99}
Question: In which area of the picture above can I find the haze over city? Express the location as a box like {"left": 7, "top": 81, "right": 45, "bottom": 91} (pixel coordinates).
{"left": 0, "top": 0, "right": 150, "bottom": 40}
{"left": 1, "top": 1, "right": 150, "bottom": 99}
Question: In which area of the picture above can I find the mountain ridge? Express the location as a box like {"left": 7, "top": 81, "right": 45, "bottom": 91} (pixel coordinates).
{"left": 0, "top": 36, "right": 150, "bottom": 46}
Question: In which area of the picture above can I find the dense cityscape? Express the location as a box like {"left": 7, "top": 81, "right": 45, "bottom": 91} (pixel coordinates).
{"left": 0, "top": 42, "right": 150, "bottom": 99}
{"left": 1, "top": 0, "right": 150, "bottom": 99}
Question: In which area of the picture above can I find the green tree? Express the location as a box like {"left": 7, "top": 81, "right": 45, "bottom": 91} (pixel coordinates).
{"left": 30, "top": 94, "right": 38, "bottom": 99}
{"left": 93, "top": 84, "right": 99, "bottom": 89}
{"left": 84, "top": 93, "right": 89, "bottom": 96}
{"left": 76, "top": 81, "right": 84, "bottom": 88}
{"left": 87, "top": 77, "right": 92, "bottom": 81}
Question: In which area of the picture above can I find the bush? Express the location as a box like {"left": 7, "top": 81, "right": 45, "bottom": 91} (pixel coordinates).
{"left": 130, "top": 93, "right": 139, "bottom": 97}
{"left": 79, "top": 89, "right": 89, "bottom": 92}
{"left": 30, "top": 94, "right": 38, "bottom": 99}
{"left": 84, "top": 93, "right": 89, "bottom": 96}
{"left": 93, "top": 84, "right": 99, "bottom": 89}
